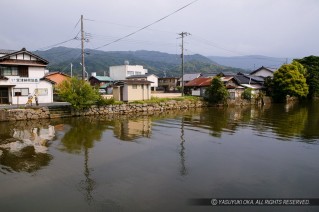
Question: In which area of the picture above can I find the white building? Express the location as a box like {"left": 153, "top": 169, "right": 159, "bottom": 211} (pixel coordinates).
{"left": 109, "top": 62, "right": 148, "bottom": 81}
{"left": 250, "top": 66, "right": 276, "bottom": 78}
{"left": 0, "top": 48, "right": 54, "bottom": 105}
{"left": 126, "top": 74, "right": 158, "bottom": 91}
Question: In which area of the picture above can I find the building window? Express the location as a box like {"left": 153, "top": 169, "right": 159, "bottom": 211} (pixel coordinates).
{"left": 13, "top": 88, "right": 29, "bottom": 96}
{"left": 132, "top": 85, "right": 137, "bottom": 89}
{"left": 135, "top": 71, "right": 141, "bottom": 75}
{"left": 0, "top": 66, "right": 28, "bottom": 77}
{"left": 0, "top": 66, "right": 18, "bottom": 76}
{"left": 127, "top": 71, "right": 134, "bottom": 76}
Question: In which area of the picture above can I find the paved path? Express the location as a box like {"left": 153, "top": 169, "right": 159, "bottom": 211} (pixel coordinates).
{"left": 0, "top": 102, "right": 71, "bottom": 109}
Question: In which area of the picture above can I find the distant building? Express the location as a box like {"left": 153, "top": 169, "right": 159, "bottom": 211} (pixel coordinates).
{"left": 43, "top": 71, "right": 71, "bottom": 101}
{"left": 0, "top": 48, "right": 53, "bottom": 104}
{"left": 178, "top": 73, "right": 201, "bottom": 86}
{"left": 126, "top": 74, "right": 158, "bottom": 91}
{"left": 250, "top": 66, "right": 276, "bottom": 78}
{"left": 158, "top": 77, "right": 179, "bottom": 92}
{"left": 89, "top": 72, "right": 113, "bottom": 94}
{"left": 43, "top": 72, "right": 70, "bottom": 85}
{"left": 185, "top": 77, "right": 212, "bottom": 96}
{"left": 109, "top": 62, "right": 148, "bottom": 80}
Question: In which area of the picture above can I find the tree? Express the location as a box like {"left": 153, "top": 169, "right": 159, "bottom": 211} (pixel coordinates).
{"left": 205, "top": 77, "right": 229, "bottom": 104}
{"left": 56, "top": 77, "right": 100, "bottom": 109}
{"left": 272, "top": 62, "right": 309, "bottom": 102}
{"left": 242, "top": 88, "right": 253, "bottom": 100}
{"left": 295, "top": 56, "right": 319, "bottom": 98}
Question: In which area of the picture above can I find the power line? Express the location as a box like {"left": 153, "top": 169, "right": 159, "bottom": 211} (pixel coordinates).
{"left": 34, "top": 38, "right": 77, "bottom": 51}
{"left": 92, "top": 0, "right": 200, "bottom": 50}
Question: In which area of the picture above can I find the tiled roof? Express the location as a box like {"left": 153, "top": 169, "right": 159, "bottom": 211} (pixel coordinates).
{"left": 90, "top": 76, "right": 113, "bottom": 82}
{"left": 233, "top": 75, "right": 261, "bottom": 84}
{"left": 179, "top": 73, "right": 201, "bottom": 82}
{"left": 0, "top": 48, "right": 49, "bottom": 64}
{"left": 185, "top": 77, "right": 212, "bottom": 87}
{"left": 114, "top": 80, "right": 152, "bottom": 85}
{"left": 250, "top": 66, "right": 276, "bottom": 75}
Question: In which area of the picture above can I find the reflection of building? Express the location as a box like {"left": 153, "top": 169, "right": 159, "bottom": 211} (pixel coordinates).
{"left": 113, "top": 117, "right": 152, "bottom": 141}
{"left": 0, "top": 124, "right": 54, "bottom": 173}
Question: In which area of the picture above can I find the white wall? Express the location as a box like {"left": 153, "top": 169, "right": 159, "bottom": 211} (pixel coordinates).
{"left": 147, "top": 75, "right": 158, "bottom": 88}
{"left": 29, "top": 66, "right": 46, "bottom": 78}
{"left": 10, "top": 80, "right": 53, "bottom": 104}
{"left": 110, "top": 66, "right": 127, "bottom": 80}
{"left": 251, "top": 69, "right": 273, "bottom": 77}
{"left": 109, "top": 65, "right": 148, "bottom": 80}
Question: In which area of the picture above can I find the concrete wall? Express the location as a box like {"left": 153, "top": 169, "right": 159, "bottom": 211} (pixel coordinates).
{"left": 113, "top": 86, "right": 121, "bottom": 101}
{"left": 10, "top": 80, "right": 53, "bottom": 104}
{"left": 125, "top": 84, "right": 151, "bottom": 101}
{"left": 109, "top": 65, "right": 148, "bottom": 80}
{"left": 147, "top": 75, "right": 158, "bottom": 88}
{"left": 0, "top": 100, "right": 208, "bottom": 122}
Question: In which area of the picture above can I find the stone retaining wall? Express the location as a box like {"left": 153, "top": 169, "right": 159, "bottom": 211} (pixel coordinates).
{"left": 0, "top": 100, "right": 208, "bottom": 122}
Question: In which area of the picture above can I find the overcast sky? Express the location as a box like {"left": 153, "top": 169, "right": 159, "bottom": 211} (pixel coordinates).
{"left": 1, "top": 0, "right": 319, "bottom": 58}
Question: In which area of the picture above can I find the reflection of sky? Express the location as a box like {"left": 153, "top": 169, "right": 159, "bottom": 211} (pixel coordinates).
{"left": 0, "top": 125, "right": 55, "bottom": 153}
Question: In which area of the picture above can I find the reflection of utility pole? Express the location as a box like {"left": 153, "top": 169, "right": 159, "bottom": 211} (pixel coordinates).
{"left": 179, "top": 32, "right": 190, "bottom": 96}
{"left": 179, "top": 116, "right": 187, "bottom": 176}
{"left": 82, "top": 147, "right": 95, "bottom": 203}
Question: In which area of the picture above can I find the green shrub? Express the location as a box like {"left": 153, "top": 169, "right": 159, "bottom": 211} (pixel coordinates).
{"left": 242, "top": 88, "right": 253, "bottom": 100}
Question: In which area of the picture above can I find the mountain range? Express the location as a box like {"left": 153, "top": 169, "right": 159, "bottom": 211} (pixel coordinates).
{"left": 34, "top": 47, "right": 290, "bottom": 77}
{"left": 208, "top": 55, "right": 292, "bottom": 70}
{"left": 34, "top": 47, "right": 244, "bottom": 77}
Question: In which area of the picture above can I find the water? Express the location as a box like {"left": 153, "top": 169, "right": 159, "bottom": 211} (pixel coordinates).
{"left": 0, "top": 101, "right": 319, "bottom": 212}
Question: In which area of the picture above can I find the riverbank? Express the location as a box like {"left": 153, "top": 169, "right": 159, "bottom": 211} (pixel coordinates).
{"left": 0, "top": 100, "right": 208, "bottom": 122}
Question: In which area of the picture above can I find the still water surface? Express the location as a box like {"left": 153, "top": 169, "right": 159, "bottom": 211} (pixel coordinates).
{"left": 0, "top": 101, "right": 319, "bottom": 211}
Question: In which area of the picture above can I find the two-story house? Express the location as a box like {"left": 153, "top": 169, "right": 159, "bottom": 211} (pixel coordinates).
{"left": 0, "top": 48, "right": 53, "bottom": 105}
{"left": 158, "top": 77, "right": 179, "bottom": 92}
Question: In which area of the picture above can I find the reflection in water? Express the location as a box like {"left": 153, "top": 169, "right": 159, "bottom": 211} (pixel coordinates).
{"left": 59, "top": 117, "right": 112, "bottom": 153}
{"left": 113, "top": 117, "right": 151, "bottom": 141}
{"left": 58, "top": 117, "right": 112, "bottom": 204}
{"left": 81, "top": 148, "right": 95, "bottom": 204}
{"left": 0, "top": 103, "right": 318, "bottom": 211}
{"left": 0, "top": 120, "right": 54, "bottom": 173}
{"left": 179, "top": 117, "right": 187, "bottom": 176}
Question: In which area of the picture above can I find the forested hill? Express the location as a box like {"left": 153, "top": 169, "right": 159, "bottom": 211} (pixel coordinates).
{"left": 34, "top": 47, "right": 244, "bottom": 77}
{"left": 208, "top": 55, "right": 292, "bottom": 70}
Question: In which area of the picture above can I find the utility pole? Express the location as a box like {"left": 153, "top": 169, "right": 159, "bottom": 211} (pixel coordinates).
{"left": 81, "top": 15, "right": 85, "bottom": 80}
{"left": 179, "top": 32, "right": 190, "bottom": 96}
{"left": 70, "top": 63, "right": 73, "bottom": 77}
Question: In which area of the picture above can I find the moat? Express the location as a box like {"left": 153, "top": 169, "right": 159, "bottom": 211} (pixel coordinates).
{"left": 0, "top": 101, "right": 318, "bottom": 212}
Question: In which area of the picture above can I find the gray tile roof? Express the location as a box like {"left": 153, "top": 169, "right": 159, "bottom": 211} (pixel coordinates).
{"left": 179, "top": 73, "right": 201, "bottom": 82}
